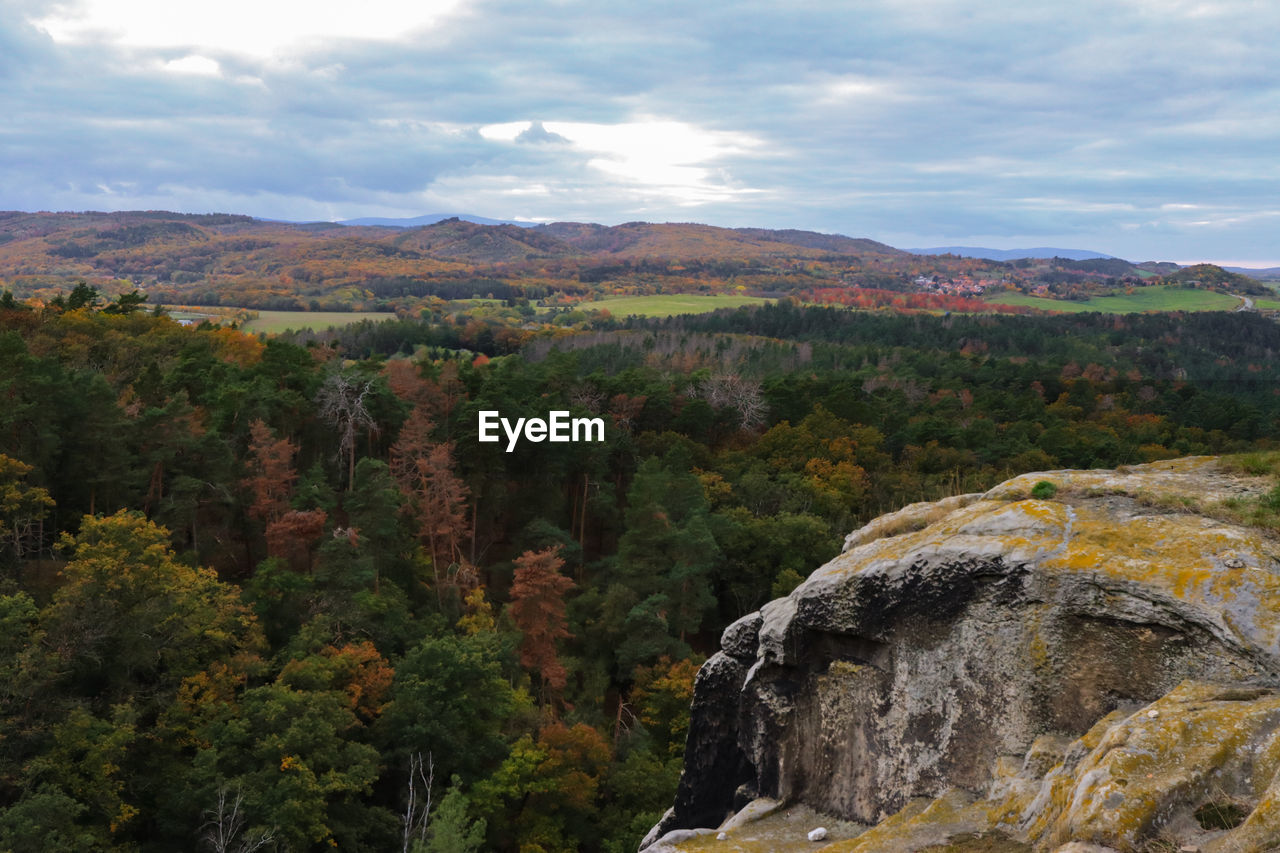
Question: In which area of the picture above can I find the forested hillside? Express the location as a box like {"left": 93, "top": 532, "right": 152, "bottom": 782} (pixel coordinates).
{"left": 3, "top": 293, "right": 1280, "bottom": 850}
{"left": 1, "top": 211, "right": 1263, "bottom": 315}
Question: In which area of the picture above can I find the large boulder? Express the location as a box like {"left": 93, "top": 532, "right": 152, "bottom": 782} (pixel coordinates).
{"left": 647, "top": 457, "right": 1280, "bottom": 852}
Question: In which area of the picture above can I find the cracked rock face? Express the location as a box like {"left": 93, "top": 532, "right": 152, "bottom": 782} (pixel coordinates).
{"left": 648, "top": 457, "right": 1280, "bottom": 852}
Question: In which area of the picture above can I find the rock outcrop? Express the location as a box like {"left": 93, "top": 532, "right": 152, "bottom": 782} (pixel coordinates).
{"left": 645, "top": 457, "right": 1280, "bottom": 852}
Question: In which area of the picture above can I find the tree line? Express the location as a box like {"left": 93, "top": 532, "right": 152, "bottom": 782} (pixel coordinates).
{"left": 2, "top": 294, "right": 1279, "bottom": 850}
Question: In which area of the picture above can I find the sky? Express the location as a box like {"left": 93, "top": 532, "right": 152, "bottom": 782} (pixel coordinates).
{"left": 3, "top": 0, "right": 1279, "bottom": 265}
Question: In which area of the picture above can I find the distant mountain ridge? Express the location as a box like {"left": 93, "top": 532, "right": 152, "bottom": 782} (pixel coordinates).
{"left": 331, "top": 215, "right": 903, "bottom": 259}
{"left": 534, "top": 221, "right": 902, "bottom": 258}
{"left": 337, "top": 213, "right": 538, "bottom": 228}
{"left": 323, "top": 221, "right": 1135, "bottom": 264}
{"left": 1225, "top": 265, "right": 1280, "bottom": 281}
{"left": 908, "top": 246, "right": 1118, "bottom": 261}
{"left": 0, "top": 211, "right": 914, "bottom": 295}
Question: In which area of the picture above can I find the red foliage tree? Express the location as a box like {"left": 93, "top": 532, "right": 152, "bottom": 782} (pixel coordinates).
{"left": 389, "top": 406, "right": 435, "bottom": 487}
{"left": 243, "top": 419, "right": 298, "bottom": 525}
{"left": 383, "top": 360, "right": 447, "bottom": 421}
{"left": 509, "top": 546, "right": 575, "bottom": 699}
{"left": 391, "top": 413, "right": 472, "bottom": 597}
{"left": 265, "top": 509, "right": 327, "bottom": 572}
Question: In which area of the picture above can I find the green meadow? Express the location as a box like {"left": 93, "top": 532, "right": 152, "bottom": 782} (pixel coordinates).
{"left": 241, "top": 310, "right": 397, "bottom": 333}
{"left": 579, "top": 294, "right": 772, "bottom": 317}
{"left": 985, "top": 286, "right": 1241, "bottom": 313}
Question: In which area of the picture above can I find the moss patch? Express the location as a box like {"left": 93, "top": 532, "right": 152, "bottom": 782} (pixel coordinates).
{"left": 918, "top": 833, "right": 1032, "bottom": 853}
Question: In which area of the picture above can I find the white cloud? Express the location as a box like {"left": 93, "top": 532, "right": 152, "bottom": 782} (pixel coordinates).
{"left": 32, "top": 0, "right": 467, "bottom": 57}
{"left": 478, "top": 118, "right": 763, "bottom": 205}
{"left": 161, "top": 54, "right": 220, "bottom": 76}
{"left": 810, "top": 76, "right": 905, "bottom": 106}
{"left": 478, "top": 122, "right": 530, "bottom": 143}
{"left": 544, "top": 119, "right": 760, "bottom": 201}
{"left": 1126, "top": 0, "right": 1236, "bottom": 18}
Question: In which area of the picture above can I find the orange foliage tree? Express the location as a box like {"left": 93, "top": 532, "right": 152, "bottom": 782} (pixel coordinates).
{"left": 390, "top": 409, "right": 473, "bottom": 598}
{"left": 243, "top": 419, "right": 298, "bottom": 526}
{"left": 243, "top": 419, "right": 327, "bottom": 571}
{"left": 264, "top": 509, "right": 328, "bottom": 573}
{"left": 508, "top": 546, "right": 575, "bottom": 700}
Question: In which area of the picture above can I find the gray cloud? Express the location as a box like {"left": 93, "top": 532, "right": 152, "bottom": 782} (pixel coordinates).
{"left": 2, "top": 0, "right": 1279, "bottom": 260}
{"left": 516, "top": 122, "right": 569, "bottom": 145}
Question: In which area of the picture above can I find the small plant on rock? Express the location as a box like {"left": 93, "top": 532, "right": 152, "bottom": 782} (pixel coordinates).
{"left": 1030, "top": 481, "right": 1058, "bottom": 500}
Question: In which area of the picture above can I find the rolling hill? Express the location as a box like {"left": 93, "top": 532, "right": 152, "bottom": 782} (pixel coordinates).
{"left": 908, "top": 246, "right": 1116, "bottom": 261}
{"left": 0, "top": 210, "right": 1265, "bottom": 312}
{"left": 338, "top": 213, "right": 538, "bottom": 228}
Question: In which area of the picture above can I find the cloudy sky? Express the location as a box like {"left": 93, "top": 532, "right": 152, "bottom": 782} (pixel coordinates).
{"left": 3, "top": 0, "right": 1279, "bottom": 264}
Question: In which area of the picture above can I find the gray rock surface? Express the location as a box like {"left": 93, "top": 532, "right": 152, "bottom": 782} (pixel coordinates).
{"left": 720, "top": 611, "right": 762, "bottom": 661}
{"left": 644, "top": 457, "right": 1280, "bottom": 852}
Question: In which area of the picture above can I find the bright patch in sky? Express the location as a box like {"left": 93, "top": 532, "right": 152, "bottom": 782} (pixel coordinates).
{"left": 480, "top": 119, "right": 760, "bottom": 203}
{"left": 478, "top": 123, "right": 531, "bottom": 143}
{"left": 34, "top": 0, "right": 465, "bottom": 56}
{"left": 161, "top": 55, "right": 220, "bottom": 76}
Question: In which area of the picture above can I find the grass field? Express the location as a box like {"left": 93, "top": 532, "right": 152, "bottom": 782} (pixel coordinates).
{"left": 580, "top": 294, "right": 771, "bottom": 317}
{"left": 241, "top": 310, "right": 397, "bottom": 333}
{"left": 984, "top": 286, "right": 1241, "bottom": 314}
{"left": 165, "top": 310, "right": 220, "bottom": 325}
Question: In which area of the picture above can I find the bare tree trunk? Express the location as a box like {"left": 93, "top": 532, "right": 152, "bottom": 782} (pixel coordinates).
{"left": 402, "top": 752, "right": 434, "bottom": 853}
{"left": 578, "top": 474, "right": 588, "bottom": 580}
{"left": 427, "top": 532, "right": 442, "bottom": 606}
{"left": 201, "top": 786, "right": 274, "bottom": 853}
{"left": 470, "top": 500, "right": 477, "bottom": 566}
{"left": 317, "top": 369, "right": 376, "bottom": 492}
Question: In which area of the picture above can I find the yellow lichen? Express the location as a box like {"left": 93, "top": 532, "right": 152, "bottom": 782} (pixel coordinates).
{"left": 819, "top": 793, "right": 979, "bottom": 853}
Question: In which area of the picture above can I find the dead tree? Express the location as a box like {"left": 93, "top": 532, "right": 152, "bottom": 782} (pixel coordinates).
{"left": 200, "top": 786, "right": 274, "bottom": 853}
{"left": 317, "top": 370, "right": 377, "bottom": 489}
{"left": 402, "top": 751, "right": 435, "bottom": 853}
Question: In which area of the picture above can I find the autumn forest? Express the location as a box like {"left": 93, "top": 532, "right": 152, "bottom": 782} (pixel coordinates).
{"left": 3, "top": 213, "right": 1280, "bottom": 852}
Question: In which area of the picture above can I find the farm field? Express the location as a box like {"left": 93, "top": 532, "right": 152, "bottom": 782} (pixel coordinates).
{"left": 164, "top": 309, "right": 220, "bottom": 325}
{"left": 984, "top": 286, "right": 1241, "bottom": 313}
{"left": 579, "top": 293, "right": 771, "bottom": 317}
{"left": 241, "top": 309, "right": 397, "bottom": 333}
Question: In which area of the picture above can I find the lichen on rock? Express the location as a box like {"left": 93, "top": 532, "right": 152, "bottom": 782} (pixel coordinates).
{"left": 646, "top": 457, "right": 1280, "bottom": 853}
